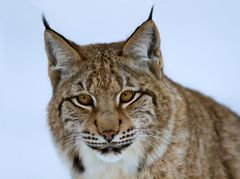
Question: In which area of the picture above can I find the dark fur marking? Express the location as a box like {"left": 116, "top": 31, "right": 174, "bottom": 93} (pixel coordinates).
{"left": 137, "top": 150, "right": 148, "bottom": 172}
{"left": 124, "top": 8, "right": 154, "bottom": 47}
{"left": 145, "top": 110, "right": 153, "bottom": 116}
{"left": 142, "top": 91, "right": 157, "bottom": 105}
{"left": 64, "top": 118, "right": 79, "bottom": 123}
{"left": 137, "top": 163, "right": 144, "bottom": 172}
{"left": 127, "top": 93, "right": 144, "bottom": 106}
{"left": 87, "top": 143, "right": 132, "bottom": 155}
{"left": 65, "top": 98, "right": 79, "bottom": 108}
{"left": 57, "top": 99, "right": 65, "bottom": 118}
{"left": 42, "top": 14, "right": 51, "bottom": 30}
{"left": 123, "top": 6, "right": 155, "bottom": 52}
{"left": 42, "top": 15, "right": 79, "bottom": 51}
{"left": 42, "top": 15, "right": 70, "bottom": 43}
{"left": 148, "top": 6, "right": 154, "bottom": 20}
{"left": 78, "top": 81, "right": 84, "bottom": 89}
{"left": 82, "top": 130, "right": 90, "bottom": 134}
{"left": 59, "top": 98, "right": 84, "bottom": 124}
{"left": 72, "top": 156, "right": 85, "bottom": 173}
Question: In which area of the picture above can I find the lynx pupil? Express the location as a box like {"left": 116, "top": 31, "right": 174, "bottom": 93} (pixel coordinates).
{"left": 120, "top": 90, "right": 134, "bottom": 103}
{"left": 78, "top": 94, "right": 93, "bottom": 105}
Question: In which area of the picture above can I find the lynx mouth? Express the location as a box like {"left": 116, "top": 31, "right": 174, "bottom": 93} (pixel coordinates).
{"left": 87, "top": 143, "right": 132, "bottom": 155}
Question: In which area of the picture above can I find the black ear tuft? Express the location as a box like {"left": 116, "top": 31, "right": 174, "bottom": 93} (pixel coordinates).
{"left": 42, "top": 14, "right": 51, "bottom": 30}
{"left": 42, "top": 15, "right": 74, "bottom": 47}
{"left": 148, "top": 6, "right": 154, "bottom": 20}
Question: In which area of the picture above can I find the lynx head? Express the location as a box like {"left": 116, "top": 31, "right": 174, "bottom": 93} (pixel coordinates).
{"left": 44, "top": 9, "right": 176, "bottom": 169}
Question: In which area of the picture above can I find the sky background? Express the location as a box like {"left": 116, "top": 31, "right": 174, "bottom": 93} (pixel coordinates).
{"left": 0, "top": 0, "right": 239, "bottom": 179}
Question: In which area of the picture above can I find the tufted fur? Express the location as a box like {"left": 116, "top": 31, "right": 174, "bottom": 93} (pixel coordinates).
{"left": 43, "top": 12, "right": 240, "bottom": 179}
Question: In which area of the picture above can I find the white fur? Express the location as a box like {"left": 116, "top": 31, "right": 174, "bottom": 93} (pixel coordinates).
{"left": 45, "top": 33, "right": 77, "bottom": 77}
{"left": 96, "top": 152, "right": 126, "bottom": 163}
{"left": 129, "top": 30, "right": 154, "bottom": 60}
{"left": 77, "top": 140, "right": 144, "bottom": 179}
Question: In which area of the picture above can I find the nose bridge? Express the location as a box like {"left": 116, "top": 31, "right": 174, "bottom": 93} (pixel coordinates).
{"left": 96, "top": 107, "right": 119, "bottom": 133}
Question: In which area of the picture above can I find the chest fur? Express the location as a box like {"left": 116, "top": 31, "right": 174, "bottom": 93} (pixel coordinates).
{"left": 75, "top": 143, "right": 143, "bottom": 179}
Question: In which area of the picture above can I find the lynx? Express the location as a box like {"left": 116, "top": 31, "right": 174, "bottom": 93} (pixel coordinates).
{"left": 43, "top": 9, "right": 240, "bottom": 179}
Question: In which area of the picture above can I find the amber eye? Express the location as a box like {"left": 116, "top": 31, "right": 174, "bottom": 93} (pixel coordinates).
{"left": 120, "top": 90, "right": 135, "bottom": 103}
{"left": 77, "top": 94, "right": 93, "bottom": 106}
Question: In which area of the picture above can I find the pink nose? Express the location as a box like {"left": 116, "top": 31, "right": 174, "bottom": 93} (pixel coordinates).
{"left": 101, "top": 130, "right": 116, "bottom": 142}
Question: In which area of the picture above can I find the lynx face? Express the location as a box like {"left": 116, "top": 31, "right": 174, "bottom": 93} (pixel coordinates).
{"left": 58, "top": 61, "right": 159, "bottom": 162}
{"left": 50, "top": 47, "right": 174, "bottom": 164}
{"left": 44, "top": 10, "right": 176, "bottom": 172}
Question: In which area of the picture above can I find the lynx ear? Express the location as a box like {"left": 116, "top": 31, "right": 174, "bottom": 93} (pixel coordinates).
{"left": 122, "top": 8, "right": 163, "bottom": 78}
{"left": 43, "top": 16, "right": 81, "bottom": 88}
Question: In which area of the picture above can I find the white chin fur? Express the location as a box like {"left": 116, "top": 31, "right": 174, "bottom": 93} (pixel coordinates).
{"left": 96, "top": 152, "right": 125, "bottom": 163}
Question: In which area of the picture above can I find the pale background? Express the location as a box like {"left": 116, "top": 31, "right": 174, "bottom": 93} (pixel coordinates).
{"left": 0, "top": 0, "right": 239, "bottom": 179}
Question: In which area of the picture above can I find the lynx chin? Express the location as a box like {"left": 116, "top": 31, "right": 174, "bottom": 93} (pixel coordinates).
{"left": 43, "top": 8, "right": 240, "bottom": 179}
